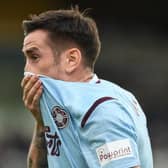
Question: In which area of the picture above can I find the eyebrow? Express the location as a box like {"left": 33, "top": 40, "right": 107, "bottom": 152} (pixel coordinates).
{"left": 22, "top": 47, "right": 39, "bottom": 55}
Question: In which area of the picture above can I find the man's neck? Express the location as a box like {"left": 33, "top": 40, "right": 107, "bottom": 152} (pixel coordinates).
{"left": 80, "top": 73, "right": 94, "bottom": 82}
{"left": 66, "top": 67, "right": 94, "bottom": 82}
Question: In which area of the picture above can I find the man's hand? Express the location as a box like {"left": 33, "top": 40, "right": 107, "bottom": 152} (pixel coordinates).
{"left": 21, "top": 75, "right": 48, "bottom": 167}
{"left": 21, "top": 75, "right": 43, "bottom": 125}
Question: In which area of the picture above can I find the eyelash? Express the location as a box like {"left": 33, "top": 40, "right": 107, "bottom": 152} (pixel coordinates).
{"left": 30, "top": 54, "right": 39, "bottom": 61}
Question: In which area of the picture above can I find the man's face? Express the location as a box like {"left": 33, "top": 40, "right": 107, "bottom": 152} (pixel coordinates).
{"left": 22, "top": 29, "right": 65, "bottom": 79}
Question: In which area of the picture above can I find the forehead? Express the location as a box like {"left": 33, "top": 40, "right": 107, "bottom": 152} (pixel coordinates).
{"left": 22, "top": 30, "right": 49, "bottom": 51}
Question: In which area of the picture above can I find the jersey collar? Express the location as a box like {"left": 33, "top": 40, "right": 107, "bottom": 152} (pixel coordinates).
{"left": 89, "top": 74, "right": 100, "bottom": 84}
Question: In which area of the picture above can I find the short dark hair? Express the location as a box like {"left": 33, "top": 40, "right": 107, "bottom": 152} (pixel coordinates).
{"left": 22, "top": 6, "right": 101, "bottom": 69}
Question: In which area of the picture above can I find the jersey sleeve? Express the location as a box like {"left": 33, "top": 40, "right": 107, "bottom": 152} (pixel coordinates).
{"left": 80, "top": 100, "right": 140, "bottom": 168}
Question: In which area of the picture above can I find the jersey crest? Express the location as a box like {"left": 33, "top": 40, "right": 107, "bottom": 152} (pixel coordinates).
{"left": 51, "top": 106, "right": 69, "bottom": 129}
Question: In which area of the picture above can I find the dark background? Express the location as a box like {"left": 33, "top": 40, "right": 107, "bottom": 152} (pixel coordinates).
{"left": 0, "top": 0, "right": 167, "bottom": 167}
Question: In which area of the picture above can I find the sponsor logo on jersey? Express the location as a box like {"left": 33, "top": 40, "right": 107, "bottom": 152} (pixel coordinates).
{"left": 45, "top": 126, "right": 61, "bottom": 156}
{"left": 96, "top": 139, "right": 133, "bottom": 167}
{"left": 51, "top": 106, "right": 69, "bottom": 129}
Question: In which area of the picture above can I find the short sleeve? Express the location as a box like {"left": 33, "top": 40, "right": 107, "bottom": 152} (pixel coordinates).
{"left": 81, "top": 100, "right": 140, "bottom": 168}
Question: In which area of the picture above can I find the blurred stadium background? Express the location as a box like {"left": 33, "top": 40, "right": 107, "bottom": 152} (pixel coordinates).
{"left": 0, "top": 0, "right": 167, "bottom": 167}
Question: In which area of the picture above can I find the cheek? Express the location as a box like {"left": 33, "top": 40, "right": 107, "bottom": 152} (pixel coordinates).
{"left": 38, "top": 59, "right": 58, "bottom": 75}
{"left": 24, "top": 60, "right": 53, "bottom": 75}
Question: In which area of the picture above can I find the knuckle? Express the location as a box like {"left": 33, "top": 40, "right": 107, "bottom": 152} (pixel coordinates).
{"left": 20, "top": 78, "right": 25, "bottom": 87}
{"left": 21, "top": 77, "right": 29, "bottom": 88}
{"left": 33, "top": 96, "right": 39, "bottom": 105}
{"left": 24, "top": 100, "right": 29, "bottom": 107}
{"left": 29, "top": 105, "right": 34, "bottom": 112}
{"left": 22, "top": 96, "right": 25, "bottom": 102}
{"left": 24, "top": 85, "right": 29, "bottom": 91}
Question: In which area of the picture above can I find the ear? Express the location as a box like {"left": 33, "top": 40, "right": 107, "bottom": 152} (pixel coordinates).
{"left": 65, "top": 48, "right": 81, "bottom": 73}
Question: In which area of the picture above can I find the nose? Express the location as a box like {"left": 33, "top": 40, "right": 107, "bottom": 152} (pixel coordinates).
{"left": 24, "top": 60, "right": 31, "bottom": 72}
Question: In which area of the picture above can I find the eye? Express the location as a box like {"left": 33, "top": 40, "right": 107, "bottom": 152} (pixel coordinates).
{"left": 31, "top": 55, "right": 38, "bottom": 59}
{"left": 29, "top": 54, "right": 39, "bottom": 61}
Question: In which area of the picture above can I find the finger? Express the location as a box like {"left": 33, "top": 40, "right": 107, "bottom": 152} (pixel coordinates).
{"left": 32, "top": 85, "right": 43, "bottom": 107}
{"left": 21, "top": 75, "right": 32, "bottom": 88}
{"left": 27, "top": 85, "right": 43, "bottom": 115}
{"left": 24, "top": 79, "right": 42, "bottom": 104}
{"left": 23, "top": 75, "right": 39, "bottom": 100}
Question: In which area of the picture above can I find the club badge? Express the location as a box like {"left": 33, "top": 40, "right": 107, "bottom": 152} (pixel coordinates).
{"left": 51, "top": 106, "right": 69, "bottom": 129}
